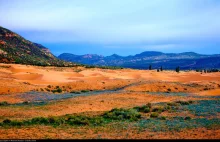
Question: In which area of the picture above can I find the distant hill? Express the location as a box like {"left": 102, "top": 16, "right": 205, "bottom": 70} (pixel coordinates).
{"left": 58, "top": 51, "right": 220, "bottom": 70}
{"left": 0, "top": 26, "right": 74, "bottom": 66}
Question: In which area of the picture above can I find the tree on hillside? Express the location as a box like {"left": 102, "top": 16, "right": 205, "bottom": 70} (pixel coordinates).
{"left": 176, "top": 66, "right": 180, "bottom": 73}
{"left": 149, "top": 65, "right": 152, "bottom": 70}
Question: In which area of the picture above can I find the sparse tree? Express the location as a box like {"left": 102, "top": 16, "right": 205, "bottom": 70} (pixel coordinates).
{"left": 149, "top": 65, "right": 152, "bottom": 70}
{"left": 176, "top": 66, "right": 180, "bottom": 73}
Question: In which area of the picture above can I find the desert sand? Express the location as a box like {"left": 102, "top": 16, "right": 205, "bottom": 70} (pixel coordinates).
{"left": 0, "top": 63, "right": 219, "bottom": 139}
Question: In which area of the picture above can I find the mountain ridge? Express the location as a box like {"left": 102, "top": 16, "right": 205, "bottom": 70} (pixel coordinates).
{"left": 0, "top": 26, "right": 74, "bottom": 66}
{"left": 58, "top": 51, "right": 220, "bottom": 70}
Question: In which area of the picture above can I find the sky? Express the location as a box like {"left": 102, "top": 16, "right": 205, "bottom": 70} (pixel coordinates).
{"left": 0, "top": 0, "right": 220, "bottom": 56}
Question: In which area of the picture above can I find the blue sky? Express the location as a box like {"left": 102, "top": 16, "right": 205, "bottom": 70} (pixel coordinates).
{"left": 0, "top": 0, "right": 220, "bottom": 56}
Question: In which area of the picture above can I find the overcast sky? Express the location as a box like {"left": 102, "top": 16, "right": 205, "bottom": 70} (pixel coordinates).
{"left": 0, "top": 0, "right": 220, "bottom": 56}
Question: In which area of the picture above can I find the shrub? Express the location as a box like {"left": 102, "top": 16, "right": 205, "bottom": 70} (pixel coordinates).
{"left": 90, "top": 117, "right": 104, "bottom": 126}
{"left": 56, "top": 88, "right": 62, "bottom": 93}
{"left": 176, "top": 101, "right": 190, "bottom": 105}
{"left": 52, "top": 88, "right": 62, "bottom": 93}
{"left": 31, "top": 117, "right": 49, "bottom": 124}
{"left": 167, "top": 88, "right": 171, "bottom": 92}
{"left": 146, "top": 103, "right": 152, "bottom": 109}
{"left": 22, "top": 101, "right": 29, "bottom": 105}
{"left": 160, "top": 116, "right": 166, "bottom": 120}
{"left": 133, "top": 105, "right": 150, "bottom": 113}
{"left": 70, "top": 91, "right": 81, "bottom": 94}
{"left": 47, "top": 85, "right": 51, "bottom": 88}
{"left": 10, "top": 121, "right": 22, "bottom": 126}
{"left": 3, "top": 119, "right": 11, "bottom": 124}
{"left": 103, "top": 108, "right": 141, "bottom": 121}
{"left": 67, "top": 116, "right": 90, "bottom": 126}
{"left": 144, "top": 108, "right": 150, "bottom": 113}
{"left": 167, "top": 102, "right": 179, "bottom": 106}
{"left": 184, "top": 116, "right": 191, "bottom": 120}
{"left": 204, "top": 88, "right": 209, "bottom": 91}
{"left": 152, "top": 107, "right": 165, "bottom": 113}
{"left": 81, "top": 90, "right": 89, "bottom": 93}
{"left": 150, "top": 112, "right": 159, "bottom": 118}
{"left": 0, "top": 101, "right": 9, "bottom": 106}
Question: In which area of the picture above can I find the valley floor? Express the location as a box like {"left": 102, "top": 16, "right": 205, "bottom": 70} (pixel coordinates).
{"left": 0, "top": 63, "right": 219, "bottom": 139}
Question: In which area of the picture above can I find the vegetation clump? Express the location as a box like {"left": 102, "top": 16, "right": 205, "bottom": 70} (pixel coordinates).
{"left": 81, "top": 90, "right": 90, "bottom": 93}
{"left": 0, "top": 101, "right": 9, "bottom": 106}
{"left": 51, "top": 86, "right": 63, "bottom": 93}
{"left": 152, "top": 107, "right": 165, "bottom": 113}
{"left": 70, "top": 91, "right": 81, "bottom": 94}
{"left": 103, "top": 108, "right": 141, "bottom": 121}
{"left": 150, "top": 112, "right": 159, "bottom": 118}
{"left": 133, "top": 104, "right": 151, "bottom": 113}
{"left": 176, "top": 100, "right": 194, "bottom": 105}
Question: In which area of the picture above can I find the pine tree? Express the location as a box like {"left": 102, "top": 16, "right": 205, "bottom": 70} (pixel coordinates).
{"left": 160, "top": 66, "right": 163, "bottom": 71}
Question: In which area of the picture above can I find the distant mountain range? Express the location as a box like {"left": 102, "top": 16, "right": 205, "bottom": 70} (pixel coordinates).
{"left": 0, "top": 26, "right": 73, "bottom": 66}
{"left": 58, "top": 51, "right": 220, "bottom": 70}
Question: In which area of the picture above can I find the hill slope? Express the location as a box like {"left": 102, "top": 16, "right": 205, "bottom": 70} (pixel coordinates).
{"left": 58, "top": 52, "right": 220, "bottom": 70}
{"left": 0, "top": 26, "right": 73, "bottom": 66}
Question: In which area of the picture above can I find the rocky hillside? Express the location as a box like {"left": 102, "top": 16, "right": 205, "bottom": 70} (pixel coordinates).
{"left": 0, "top": 26, "right": 74, "bottom": 66}
{"left": 58, "top": 51, "right": 220, "bottom": 70}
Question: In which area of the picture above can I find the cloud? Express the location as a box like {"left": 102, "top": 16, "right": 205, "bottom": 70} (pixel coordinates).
{"left": 0, "top": 0, "right": 220, "bottom": 53}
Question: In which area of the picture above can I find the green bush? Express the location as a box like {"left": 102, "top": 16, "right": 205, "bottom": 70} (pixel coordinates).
{"left": 167, "top": 102, "right": 179, "bottom": 106}
{"left": 45, "top": 88, "right": 50, "bottom": 92}
{"left": 150, "top": 112, "right": 159, "bottom": 118}
{"left": 81, "top": 90, "right": 90, "bottom": 93}
{"left": 133, "top": 105, "right": 151, "bottom": 113}
{"left": 146, "top": 103, "right": 152, "bottom": 108}
{"left": 184, "top": 116, "right": 191, "bottom": 120}
{"left": 52, "top": 88, "right": 62, "bottom": 93}
{"left": 31, "top": 117, "right": 49, "bottom": 124}
{"left": 144, "top": 108, "right": 150, "bottom": 113}
{"left": 22, "top": 101, "right": 29, "bottom": 105}
{"left": 176, "top": 101, "right": 190, "bottom": 105}
{"left": 103, "top": 108, "right": 141, "bottom": 121}
{"left": 70, "top": 91, "right": 81, "bottom": 94}
{"left": 0, "top": 101, "right": 9, "bottom": 106}
{"left": 160, "top": 116, "right": 166, "bottom": 120}
{"left": 67, "top": 116, "right": 90, "bottom": 126}
{"left": 3, "top": 119, "right": 11, "bottom": 124}
{"left": 56, "top": 88, "right": 62, "bottom": 93}
{"left": 152, "top": 107, "right": 165, "bottom": 113}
